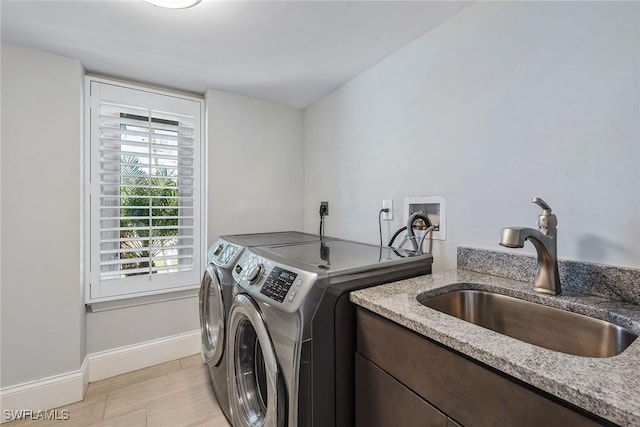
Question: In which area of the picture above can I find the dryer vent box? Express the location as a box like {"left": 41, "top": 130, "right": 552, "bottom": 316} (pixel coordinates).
{"left": 404, "top": 196, "right": 446, "bottom": 241}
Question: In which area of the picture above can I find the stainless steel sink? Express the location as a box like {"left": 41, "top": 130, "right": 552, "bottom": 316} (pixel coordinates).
{"left": 419, "top": 290, "right": 637, "bottom": 358}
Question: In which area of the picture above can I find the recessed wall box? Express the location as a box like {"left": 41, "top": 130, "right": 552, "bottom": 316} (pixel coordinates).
{"left": 404, "top": 196, "right": 446, "bottom": 241}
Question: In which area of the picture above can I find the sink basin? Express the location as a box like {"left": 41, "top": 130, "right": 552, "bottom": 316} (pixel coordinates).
{"left": 419, "top": 290, "right": 637, "bottom": 358}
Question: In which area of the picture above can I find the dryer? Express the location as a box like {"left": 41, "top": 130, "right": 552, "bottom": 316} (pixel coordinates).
{"left": 227, "top": 239, "right": 433, "bottom": 427}
{"left": 199, "top": 231, "right": 332, "bottom": 422}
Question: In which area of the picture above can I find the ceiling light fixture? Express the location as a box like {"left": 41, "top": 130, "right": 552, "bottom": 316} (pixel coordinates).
{"left": 145, "top": 0, "right": 201, "bottom": 9}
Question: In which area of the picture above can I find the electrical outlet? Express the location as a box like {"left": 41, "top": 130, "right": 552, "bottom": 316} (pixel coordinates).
{"left": 382, "top": 199, "right": 393, "bottom": 220}
{"left": 320, "top": 201, "right": 329, "bottom": 216}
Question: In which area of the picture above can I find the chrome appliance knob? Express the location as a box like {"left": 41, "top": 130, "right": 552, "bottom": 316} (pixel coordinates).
{"left": 247, "top": 264, "right": 264, "bottom": 284}
{"left": 212, "top": 244, "right": 223, "bottom": 256}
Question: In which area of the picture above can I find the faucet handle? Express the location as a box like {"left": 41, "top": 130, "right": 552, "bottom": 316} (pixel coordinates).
{"left": 532, "top": 197, "right": 552, "bottom": 213}
{"left": 532, "top": 197, "right": 557, "bottom": 229}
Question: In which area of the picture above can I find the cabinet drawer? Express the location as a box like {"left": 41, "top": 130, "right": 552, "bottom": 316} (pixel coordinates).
{"left": 356, "top": 353, "right": 448, "bottom": 427}
{"left": 356, "top": 308, "right": 607, "bottom": 427}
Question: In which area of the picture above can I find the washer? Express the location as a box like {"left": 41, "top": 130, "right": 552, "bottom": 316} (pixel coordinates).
{"left": 199, "top": 231, "right": 333, "bottom": 423}
{"left": 228, "top": 239, "right": 433, "bottom": 427}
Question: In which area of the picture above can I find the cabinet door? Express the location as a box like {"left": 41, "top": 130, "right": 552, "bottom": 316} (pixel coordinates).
{"left": 357, "top": 308, "right": 606, "bottom": 427}
{"left": 356, "top": 353, "right": 448, "bottom": 427}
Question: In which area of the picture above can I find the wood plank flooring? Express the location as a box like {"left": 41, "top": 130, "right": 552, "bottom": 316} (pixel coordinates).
{"left": 5, "top": 355, "right": 231, "bottom": 427}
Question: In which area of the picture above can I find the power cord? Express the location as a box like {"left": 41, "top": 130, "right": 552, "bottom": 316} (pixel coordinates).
{"left": 319, "top": 203, "right": 328, "bottom": 239}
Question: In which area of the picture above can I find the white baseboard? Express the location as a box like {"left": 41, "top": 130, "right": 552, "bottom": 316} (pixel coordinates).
{"left": 0, "top": 330, "right": 200, "bottom": 422}
{"left": 0, "top": 357, "right": 88, "bottom": 423}
{"left": 88, "top": 330, "right": 200, "bottom": 382}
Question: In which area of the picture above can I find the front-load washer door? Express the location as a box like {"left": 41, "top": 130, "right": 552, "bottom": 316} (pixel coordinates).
{"left": 228, "top": 294, "right": 285, "bottom": 427}
{"left": 199, "top": 265, "right": 225, "bottom": 367}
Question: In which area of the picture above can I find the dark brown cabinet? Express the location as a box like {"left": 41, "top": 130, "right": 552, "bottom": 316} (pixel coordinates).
{"left": 355, "top": 307, "right": 611, "bottom": 427}
{"left": 356, "top": 352, "right": 449, "bottom": 427}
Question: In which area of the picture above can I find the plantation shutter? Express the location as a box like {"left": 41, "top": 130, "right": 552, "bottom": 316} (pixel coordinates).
{"left": 87, "top": 80, "right": 203, "bottom": 301}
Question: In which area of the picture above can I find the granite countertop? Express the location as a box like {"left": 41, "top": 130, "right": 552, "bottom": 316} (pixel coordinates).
{"left": 350, "top": 269, "right": 640, "bottom": 426}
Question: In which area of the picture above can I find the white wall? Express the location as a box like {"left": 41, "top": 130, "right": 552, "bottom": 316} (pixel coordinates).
{"left": 303, "top": 1, "right": 640, "bottom": 272}
{"left": 1, "top": 45, "right": 84, "bottom": 387}
{"left": 206, "top": 89, "right": 304, "bottom": 243}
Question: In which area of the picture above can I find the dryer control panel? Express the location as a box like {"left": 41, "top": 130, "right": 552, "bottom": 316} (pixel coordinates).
{"left": 233, "top": 250, "right": 319, "bottom": 313}
{"left": 208, "top": 239, "right": 242, "bottom": 268}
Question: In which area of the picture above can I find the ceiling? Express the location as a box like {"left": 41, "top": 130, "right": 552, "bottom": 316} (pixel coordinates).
{"left": 1, "top": 1, "right": 470, "bottom": 108}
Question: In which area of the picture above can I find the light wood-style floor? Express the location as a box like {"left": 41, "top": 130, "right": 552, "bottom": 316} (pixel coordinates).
{"left": 5, "top": 355, "right": 231, "bottom": 427}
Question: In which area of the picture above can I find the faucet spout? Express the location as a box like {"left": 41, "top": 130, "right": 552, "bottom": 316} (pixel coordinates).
{"left": 498, "top": 198, "right": 561, "bottom": 296}
{"left": 499, "top": 227, "right": 538, "bottom": 248}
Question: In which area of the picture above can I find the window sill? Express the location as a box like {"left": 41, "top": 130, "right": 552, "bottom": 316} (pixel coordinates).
{"left": 86, "top": 285, "right": 199, "bottom": 312}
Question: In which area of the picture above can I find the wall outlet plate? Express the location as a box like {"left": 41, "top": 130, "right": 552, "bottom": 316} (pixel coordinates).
{"left": 320, "top": 201, "right": 329, "bottom": 216}
{"left": 382, "top": 199, "right": 393, "bottom": 220}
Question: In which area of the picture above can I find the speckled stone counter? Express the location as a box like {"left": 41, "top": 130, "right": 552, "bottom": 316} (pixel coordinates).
{"left": 350, "top": 270, "right": 640, "bottom": 426}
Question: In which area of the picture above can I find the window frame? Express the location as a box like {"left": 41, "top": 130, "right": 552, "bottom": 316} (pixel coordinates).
{"left": 84, "top": 76, "right": 206, "bottom": 303}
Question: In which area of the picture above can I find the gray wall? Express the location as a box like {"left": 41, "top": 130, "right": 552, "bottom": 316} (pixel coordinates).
{"left": 1, "top": 45, "right": 85, "bottom": 386}
{"left": 205, "top": 89, "right": 304, "bottom": 242}
{"left": 303, "top": 1, "right": 640, "bottom": 272}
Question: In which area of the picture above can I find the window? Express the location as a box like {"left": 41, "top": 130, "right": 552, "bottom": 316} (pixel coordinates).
{"left": 86, "top": 78, "right": 204, "bottom": 302}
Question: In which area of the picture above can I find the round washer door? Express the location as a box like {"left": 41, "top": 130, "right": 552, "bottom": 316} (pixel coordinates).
{"left": 227, "top": 294, "right": 285, "bottom": 427}
{"left": 198, "top": 265, "right": 225, "bottom": 367}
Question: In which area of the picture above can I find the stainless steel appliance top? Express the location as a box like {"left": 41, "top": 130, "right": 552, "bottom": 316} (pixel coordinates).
{"left": 223, "top": 231, "right": 330, "bottom": 247}
{"left": 253, "top": 239, "right": 432, "bottom": 278}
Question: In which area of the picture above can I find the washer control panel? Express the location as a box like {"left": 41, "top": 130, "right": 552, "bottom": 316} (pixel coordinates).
{"left": 208, "top": 239, "right": 242, "bottom": 268}
{"left": 233, "top": 250, "right": 318, "bottom": 312}
{"left": 260, "top": 267, "right": 297, "bottom": 303}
